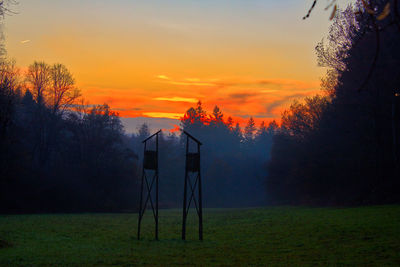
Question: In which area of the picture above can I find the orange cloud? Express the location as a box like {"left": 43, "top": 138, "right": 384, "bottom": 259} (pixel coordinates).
{"left": 156, "top": 75, "right": 222, "bottom": 87}
{"left": 142, "top": 112, "right": 183, "bottom": 119}
{"left": 79, "top": 75, "right": 321, "bottom": 128}
{"left": 154, "top": 97, "right": 198, "bottom": 103}
{"left": 156, "top": 75, "right": 170, "bottom": 80}
{"left": 6, "top": 0, "right": 332, "bottom": 132}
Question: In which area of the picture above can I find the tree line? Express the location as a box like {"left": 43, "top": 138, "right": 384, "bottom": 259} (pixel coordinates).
{"left": 0, "top": 60, "right": 139, "bottom": 212}
{"left": 266, "top": 1, "right": 400, "bottom": 205}
{"left": 3, "top": 0, "right": 398, "bottom": 212}
{"left": 0, "top": 58, "right": 277, "bottom": 212}
{"left": 132, "top": 102, "right": 278, "bottom": 208}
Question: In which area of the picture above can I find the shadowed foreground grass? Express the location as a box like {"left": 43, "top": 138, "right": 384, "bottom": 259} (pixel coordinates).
{"left": 0, "top": 206, "right": 399, "bottom": 266}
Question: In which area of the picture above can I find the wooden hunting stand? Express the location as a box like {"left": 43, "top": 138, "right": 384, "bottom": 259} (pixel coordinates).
{"left": 137, "top": 130, "right": 161, "bottom": 240}
{"left": 182, "top": 130, "right": 203, "bottom": 240}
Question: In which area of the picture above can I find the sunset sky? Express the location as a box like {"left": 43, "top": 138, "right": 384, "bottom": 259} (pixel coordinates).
{"left": 4, "top": 0, "right": 354, "bottom": 132}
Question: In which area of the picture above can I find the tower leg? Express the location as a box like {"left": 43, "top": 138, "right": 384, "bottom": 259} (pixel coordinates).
{"left": 198, "top": 175, "right": 203, "bottom": 239}
{"left": 198, "top": 143, "right": 203, "bottom": 241}
{"left": 137, "top": 169, "right": 145, "bottom": 240}
{"left": 155, "top": 134, "right": 159, "bottom": 240}
{"left": 182, "top": 135, "right": 189, "bottom": 240}
{"left": 182, "top": 173, "right": 188, "bottom": 240}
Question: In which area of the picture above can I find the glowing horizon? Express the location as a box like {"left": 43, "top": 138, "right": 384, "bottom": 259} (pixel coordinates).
{"left": 3, "top": 0, "right": 355, "bottom": 129}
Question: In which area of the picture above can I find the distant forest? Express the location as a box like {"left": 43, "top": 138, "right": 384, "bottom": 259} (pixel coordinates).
{"left": 1, "top": 0, "right": 400, "bottom": 212}
{"left": 0, "top": 63, "right": 276, "bottom": 212}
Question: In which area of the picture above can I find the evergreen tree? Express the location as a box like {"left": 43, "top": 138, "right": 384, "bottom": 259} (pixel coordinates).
{"left": 244, "top": 117, "right": 256, "bottom": 142}
{"left": 267, "top": 120, "right": 279, "bottom": 135}
{"left": 226, "top": 116, "right": 234, "bottom": 130}
{"left": 211, "top": 105, "right": 224, "bottom": 125}
{"left": 137, "top": 123, "right": 150, "bottom": 140}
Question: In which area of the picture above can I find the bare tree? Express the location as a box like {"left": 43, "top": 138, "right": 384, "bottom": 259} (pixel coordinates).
{"left": 26, "top": 61, "right": 51, "bottom": 105}
{"left": 306, "top": 1, "right": 400, "bottom": 91}
{"left": 0, "top": 0, "right": 17, "bottom": 18}
{"left": 0, "top": 59, "right": 19, "bottom": 90}
{"left": 26, "top": 62, "right": 81, "bottom": 112}
{"left": 304, "top": 0, "right": 395, "bottom": 21}
{"left": 0, "top": 1, "right": 18, "bottom": 57}
{"left": 49, "top": 63, "right": 80, "bottom": 114}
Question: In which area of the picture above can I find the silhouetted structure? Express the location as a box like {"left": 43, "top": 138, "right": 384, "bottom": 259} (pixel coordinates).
{"left": 393, "top": 89, "right": 400, "bottom": 166}
{"left": 137, "top": 130, "right": 161, "bottom": 240}
{"left": 182, "top": 131, "right": 203, "bottom": 240}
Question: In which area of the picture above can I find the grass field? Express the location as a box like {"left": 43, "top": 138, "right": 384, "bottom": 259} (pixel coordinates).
{"left": 0, "top": 206, "right": 399, "bottom": 266}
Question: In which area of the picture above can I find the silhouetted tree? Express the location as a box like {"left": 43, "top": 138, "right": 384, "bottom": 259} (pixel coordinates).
{"left": 0, "top": 59, "right": 140, "bottom": 213}
{"left": 0, "top": 59, "right": 19, "bottom": 140}
{"left": 211, "top": 105, "right": 224, "bottom": 125}
{"left": 49, "top": 63, "right": 80, "bottom": 114}
{"left": 244, "top": 117, "right": 256, "bottom": 142}
{"left": 267, "top": 1, "right": 400, "bottom": 205}
{"left": 226, "top": 116, "right": 234, "bottom": 130}
{"left": 267, "top": 120, "right": 279, "bottom": 135}
{"left": 137, "top": 123, "right": 150, "bottom": 140}
{"left": 26, "top": 61, "right": 51, "bottom": 106}
{"left": 177, "top": 104, "right": 272, "bottom": 207}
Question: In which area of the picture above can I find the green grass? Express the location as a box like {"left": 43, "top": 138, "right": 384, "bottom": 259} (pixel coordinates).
{"left": 0, "top": 206, "right": 399, "bottom": 266}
